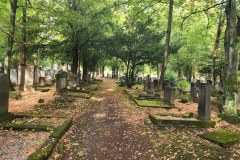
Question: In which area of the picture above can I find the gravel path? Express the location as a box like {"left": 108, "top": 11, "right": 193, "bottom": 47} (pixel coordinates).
{"left": 62, "top": 79, "right": 154, "bottom": 160}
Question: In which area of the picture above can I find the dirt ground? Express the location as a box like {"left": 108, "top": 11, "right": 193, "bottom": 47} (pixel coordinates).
{"left": 9, "top": 88, "right": 55, "bottom": 113}
{"left": 7, "top": 79, "right": 240, "bottom": 159}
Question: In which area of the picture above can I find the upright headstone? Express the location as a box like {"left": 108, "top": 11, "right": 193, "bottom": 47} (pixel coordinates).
{"left": 190, "top": 82, "right": 198, "bottom": 98}
{"left": 0, "top": 67, "right": 4, "bottom": 73}
{"left": 45, "top": 75, "right": 53, "bottom": 86}
{"left": 198, "top": 83, "right": 211, "bottom": 120}
{"left": 18, "top": 65, "right": 35, "bottom": 91}
{"left": 147, "top": 81, "right": 154, "bottom": 94}
{"left": 153, "top": 79, "right": 159, "bottom": 90}
{"left": 56, "top": 71, "right": 68, "bottom": 93}
{"left": 0, "top": 74, "right": 10, "bottom": 114}
{"left": 39, "top": 70, "right": 45, "bottom": 87}
{"left": 34, "top": 67, "right": 40, "bottom": 85}
{"left": 164, "top": 86, "right": 177, "bottom": 104}
{"left": 10, "top": 69, "right": 18, "bottom": 85}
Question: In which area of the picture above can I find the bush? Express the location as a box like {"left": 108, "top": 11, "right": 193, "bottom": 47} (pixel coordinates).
{"left": 177, "top": 80, "right": 190, "bottom": 89}
{"left": 165, "top": 70, "right": 177, "bottom": 83}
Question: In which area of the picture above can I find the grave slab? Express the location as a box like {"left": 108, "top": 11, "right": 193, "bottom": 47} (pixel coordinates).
{"left": 149, "top": 114, "right": 215, "bottom": 128}
{"left": 199, "top": 130, "right": 240, "bottom": 147}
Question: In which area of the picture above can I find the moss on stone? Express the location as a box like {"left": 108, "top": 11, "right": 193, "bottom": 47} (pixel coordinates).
{"left": 0, "top": 123, "right": 54, "bottom": 131}
{"left": 51, "top": 118, "right": 72, "bottom": 139}
{"left": 0, "top": 113, "right": 14, "bottom": 123}
{"left": 28, "top": 138, "right": 58, "bottom": 160}
{"left": 149, "top": 114, "right": 215, "bottom": 128}
{"left": 199, "top": 130, "right": 240, "bottom": 147}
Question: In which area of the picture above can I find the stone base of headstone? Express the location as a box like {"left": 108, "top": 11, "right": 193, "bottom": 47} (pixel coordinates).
{"left": 139, "top": 94, "right": 156, "bottom": 100}
{"left": 198, "top": 83, "right": 211, "bottom": 120}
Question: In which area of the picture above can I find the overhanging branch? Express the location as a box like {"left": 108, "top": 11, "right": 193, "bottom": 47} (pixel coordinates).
{"left": 181, "top": 1, "right": 226, "bottom": 30}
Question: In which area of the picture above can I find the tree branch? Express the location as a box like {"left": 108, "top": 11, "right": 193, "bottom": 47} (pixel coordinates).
{"left": 181, "top": 1, "right": 226, "bottom": 30}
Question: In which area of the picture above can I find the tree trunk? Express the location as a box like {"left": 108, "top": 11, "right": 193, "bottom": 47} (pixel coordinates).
{"left": 102, "top": 65, "right": 105, "bottom": 77}
{"left": 222, "top": 0, "right": 239, "bottom": 123}
{"left": 19, "top": 0, "right": 27, "bottom": 91}
{"left": 211, "top": 4, "right": 224, "bottom": 87}
{"left": 72, "top": 41, "right": 78, "bottom": 74}
{"left": 4, "top": 0, "right": 18, "bottom": 91}
{"left": 159, "top": 0, "right": 174, "bottom": 90}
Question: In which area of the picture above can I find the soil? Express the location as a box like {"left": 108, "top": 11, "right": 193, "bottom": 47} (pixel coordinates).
{"left": 0, "top": 130, "right": 50, "bottom": 160}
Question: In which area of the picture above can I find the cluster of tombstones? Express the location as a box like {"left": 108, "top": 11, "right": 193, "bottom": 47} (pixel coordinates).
{"left": 5, "top": 65, "right": 56, "bottom": 91}
{"left": 139, "top": 75, "right": 211, "bottom": 120}
{"left": 0, "top": 69, "right": 72, "bottom": 115}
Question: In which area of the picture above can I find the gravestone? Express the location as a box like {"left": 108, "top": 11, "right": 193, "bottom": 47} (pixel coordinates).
{"left": 45, "top": 75, "right": 53, "bottom": 86}
{"left": 164, "top": 86, "right": 177, "bottom": 104}
{"left": 147, "top": 81, "right": 154, "bottom": 94}
{"left": 10, "top": 69, "right": 18, "bottom": 85}
{"left": 144, "top": 75, "right": 151, "bottom": 91}
{"left": 0, "top": 74, "right": 10, "bottom": 114}
{"left": 38, "top": 70, "right": 45, "bottom": 87}
{"left": 18, "top": 65, "right": 35, "bottom": 91}
{"left": 190, "top": 82, "right": 198, "bottom": 98}
{"left": 198, "top": 83, "right": 211, "bottom": 120}
{"left": 153, "top": 79, "right": 159, "bottom": 90}
{"left": 163, "top": 80, "right": 170, "bottom": 90}
{"left": 34, "top": 67, "right": 40, "bottom": 85}
{"left": 0, "top": 67, "right": 4, "bottom": 73}
{"left": 56, "top": 71, "right": 68, "bottom": 93}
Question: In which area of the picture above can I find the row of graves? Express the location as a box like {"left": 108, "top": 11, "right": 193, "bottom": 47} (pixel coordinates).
{"left": 0, "top": 69, "right": 102, "bottom": 158}
{"left": 125, "top": 75, "right": 240, "bottom": 148}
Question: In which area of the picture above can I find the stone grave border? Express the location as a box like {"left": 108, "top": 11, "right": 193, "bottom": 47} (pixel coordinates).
{"left": 199, "top": 130, "right": 240, "bottom": 147}
{"left": 0, "top": 113, "right": 72, "bottom": 160}
{"left": 149, "top": 113, "right": 215, "bottom": 128}
{"left": 66, "top": 89, "right": 94, "bottom": 99}
{"left": 124, "top": 89, "right": 175, "bottom": 109}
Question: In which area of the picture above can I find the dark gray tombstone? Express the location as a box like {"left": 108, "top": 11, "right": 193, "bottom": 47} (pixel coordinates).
{"left": 198, "top": 83, "right": 211, "bottom": 120}
{"left": 0, "top": 74, "right": 10, "bottom": 114}
{"left": 147, "top": 81, "right": 154, "bottom": 94}
{"left": 163, "top": 80, "right": 170, "bottom": 90}
{"left": 56, "top": 71, "right": 68, "bottom": 93}
{"left": 0, "top": 67, "right": 4, "bottom": 73}
{"left": 164, "top": 86, "right": 177, "bottom": 104}
{"left": 207, "top": 80, "right": 212, "bottom": 86}
{"left": 190, "top": 82, "right": 198, "bottom": 98}
{"left": 153, "top": 79, "right": 159, "bottom": 90}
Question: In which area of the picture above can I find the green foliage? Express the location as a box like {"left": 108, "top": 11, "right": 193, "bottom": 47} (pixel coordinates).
{"left": 164, "top": 70, "right": 177, "bottom": 83}
{"left": 221, "top": 107, "right": 239, "bottom": 124}
{"left": 177, "top": 80, "right": 190, "bottom": 89}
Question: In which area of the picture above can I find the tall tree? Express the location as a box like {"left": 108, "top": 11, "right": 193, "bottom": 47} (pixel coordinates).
{"left": 222, "top": 0, "right": 239, "bottom": 123}
{"left": 4, "top": 0, "right": 18, "bottom": 74}
{"left": 159, "top": 0, "right": 174, "bottom": 90}
{"left": 211, "top": 3, "right": 224, "bottom": 86}
{"left": 19, "top": 0, "right": 28, "bottom": 91}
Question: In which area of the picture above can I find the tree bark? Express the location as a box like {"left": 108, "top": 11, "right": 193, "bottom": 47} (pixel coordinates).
{"left": 211, "top": 3, "right": 224, "bottom": 87}
{"left": 19, "top": 0, "right": 27, "bottom": 91}
{"left": 72, "top": 40, "right": 78, "bottom": 74}
{"left": 159, "top": 0, "right": 174, "bottom": 90}
{"left": 222, "top": 0, "right": 239, "bottom": 123}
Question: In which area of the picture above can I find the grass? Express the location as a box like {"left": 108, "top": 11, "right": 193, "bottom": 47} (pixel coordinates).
{"left": 199, "top": 130, "right": 240, "bottom": 147}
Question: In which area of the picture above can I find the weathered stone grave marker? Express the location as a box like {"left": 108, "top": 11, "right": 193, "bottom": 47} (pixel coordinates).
{"left": 56, "top": 71, "right": 68, "bottom": 93}
{"left": 39, "top": 70, "right": 45, "bottom": 87}
{"left": 198, "top": 83, "right": 211, "bottom": 120}
{"left": 18, "top": 65, "right": 36, "bottom": 91}
{"left": 164, "top": 86, "right": 177, "bottom": 104}
{"left": 190, "top": 82, "right": 198, "bottom": 99}
{"left": 0, "top": 74, "right": 10, "bottom": 114}
{"left": 10, "top": 69, "right": 18, "bottom": 85}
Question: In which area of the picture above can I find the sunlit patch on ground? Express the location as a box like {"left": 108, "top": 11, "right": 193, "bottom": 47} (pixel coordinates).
{"left": 91, "top": 97, "right": 105, "bottom": 102}
{"left": 106, "top": 88, "right": 115, "bottom": 92}
{"left": 93, "top": 113, "right": 106, "bottom": 119}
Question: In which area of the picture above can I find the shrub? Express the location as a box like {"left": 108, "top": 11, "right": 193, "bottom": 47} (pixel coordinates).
{"left": 165, "top": 70, "right": 177, "bottom": 84}
{"left": 177, "top": 80, "right": 190, "bottom": 89}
